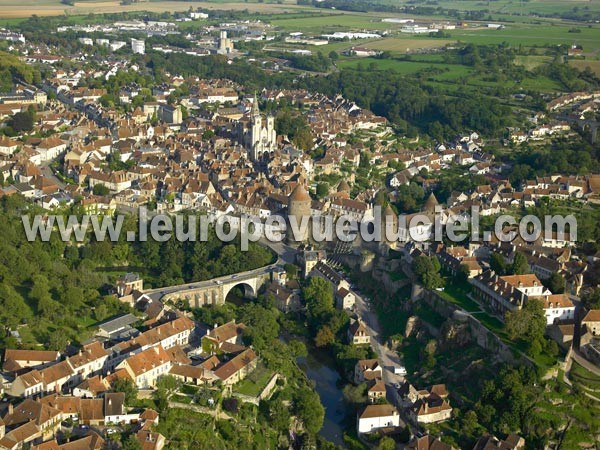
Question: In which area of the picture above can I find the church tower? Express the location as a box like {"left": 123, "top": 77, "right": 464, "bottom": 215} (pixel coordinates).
{"left": 246, "top": 92, "right": 277, "bottom": 161}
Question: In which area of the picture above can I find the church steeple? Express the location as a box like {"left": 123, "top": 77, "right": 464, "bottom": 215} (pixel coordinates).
{"left": 252, "top": 91, "right": 260, "bottom": 117}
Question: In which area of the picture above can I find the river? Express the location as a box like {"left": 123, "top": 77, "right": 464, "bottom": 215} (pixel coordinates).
{"left": 297, "top": 349, "right": 347, "bottom": 448}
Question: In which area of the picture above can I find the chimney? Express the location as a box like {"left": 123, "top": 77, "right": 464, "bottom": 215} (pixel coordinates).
{"left": 154, "top": 347, "right": 159, "bottom": 354}
{"left": 8, "top": 403, "right": 13, "bottom": 415}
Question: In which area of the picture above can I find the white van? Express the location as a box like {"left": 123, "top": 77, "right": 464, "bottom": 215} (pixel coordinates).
{"left": 393, "top": 365, "right": 407, "bottom": 375}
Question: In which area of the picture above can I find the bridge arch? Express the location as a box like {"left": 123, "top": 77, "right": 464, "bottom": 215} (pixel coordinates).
{"left": 223, "top": 282, "right": 256, "bottom": 301}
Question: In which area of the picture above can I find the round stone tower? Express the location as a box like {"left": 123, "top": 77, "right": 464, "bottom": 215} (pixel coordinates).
{"left": 287, "top": 184, "right": 312, "bottom": 244}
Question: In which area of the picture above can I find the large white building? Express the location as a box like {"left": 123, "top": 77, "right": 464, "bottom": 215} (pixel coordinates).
{"left": 131, "top": 38, "right": 145, "bottom": 55}
{"left": 470, "top": 271, "right": 575, "bottom": 325}
{"left": 217, "top": 30, "right": 233, "bottom": 55}
{"left": 116, "top": 345, "right": 172, "bottom": 389}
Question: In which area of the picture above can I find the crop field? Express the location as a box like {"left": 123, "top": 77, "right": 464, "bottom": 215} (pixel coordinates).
{"left": 0, "top": 0, "right": 308, "bottom": 18}
{"left": 570, "top": 59, "right": 600, "bottom": 76}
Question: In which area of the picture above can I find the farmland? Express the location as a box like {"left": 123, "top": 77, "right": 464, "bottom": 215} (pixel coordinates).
{"left": 570, "top": 59, "right": 600, "bottom": 76}
{"left": 0, "top": 0, "right": 309, "bottom": 18}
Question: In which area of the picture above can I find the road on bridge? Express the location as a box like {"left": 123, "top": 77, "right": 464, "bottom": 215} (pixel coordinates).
{"left": 144, "top": 263, "right": 282, "bottom": 301}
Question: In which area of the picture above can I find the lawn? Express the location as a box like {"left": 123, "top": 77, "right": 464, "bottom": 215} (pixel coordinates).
{"left": 438, "top": 279, "right": 481, "bottom": 313}
{"left": 434, "top": 280, "right": 557, "bottom": 370}
{"left": 570, "top": 362, "right": 600, "bottom": 391}
{"left": 233, "top": 363, "right": 274, "bottom": 397}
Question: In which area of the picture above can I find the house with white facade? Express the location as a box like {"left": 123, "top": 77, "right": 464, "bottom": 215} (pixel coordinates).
{"left": 357, "top": 404, "right": 401, "bottom": 434}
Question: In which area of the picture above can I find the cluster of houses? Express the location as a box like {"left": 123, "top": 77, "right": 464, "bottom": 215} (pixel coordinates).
{"left": 403, "top": 216, "right": 600, "bottom": 371}
{"left": 353, "top": 358, "right": 452, "bottom": 432}
{"left": 352, "top": 357, "right": 525, "bottom": 450}
{"left": 508, "top": 121, "right": 571, "bottom": 144}
{"left": 0, "top": 280, "right": 264, "bottom": 450}
{"left": 0, "top": 70, "right": 394, "bottom": 229}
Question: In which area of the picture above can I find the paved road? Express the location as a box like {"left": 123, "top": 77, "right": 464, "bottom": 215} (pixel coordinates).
{"left": 353, "top": 291, "right": 405, "bottom": 398}
{"left": 41, "top": 163, "right": 66, "bottom": 190}
{"left": 258, "top": 238, "right": 297, "bottom": 264}
{"left": 572, "top": 349, "right": 600, "bottom": 377}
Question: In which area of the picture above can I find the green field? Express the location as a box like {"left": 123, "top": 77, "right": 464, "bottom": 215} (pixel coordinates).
{"left": 364, "top": 37, "right": 453, "bottom": 53}
{"left": 450, "top": 24, "right": 600, "bottom": 49}
{"left": 378, "top": 0, "right": 600, "bottom": 17}
{"left": 514, "top": 55, "right": 553, "bottom": 70}
{"left": 270, "top": 13, "right": 394, "bottom": 32}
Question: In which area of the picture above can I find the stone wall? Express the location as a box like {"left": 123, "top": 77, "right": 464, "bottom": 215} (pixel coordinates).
{"left": 419, "top": 289, "right": 532, "bottom": 367}
{"left": 258, "top": 373, "right": 280, "bottom": 401}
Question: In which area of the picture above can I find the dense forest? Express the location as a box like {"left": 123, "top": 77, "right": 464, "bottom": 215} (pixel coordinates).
{"left": 0, "top": 196, "right": 274, "bottom": 350}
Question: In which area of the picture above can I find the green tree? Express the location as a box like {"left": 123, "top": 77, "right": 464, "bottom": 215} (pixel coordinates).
{"left": 412, "top": 256, "right": 444, "bottom": 289}
{"left": 342, "top": 383, "right": 367, "bottom": 406}
{"left": 505, "top": 299, "right": 546, "bottom": 344}
{"left": 122, "top": 434, "right": 142, "bottom": 450}
{"left": 113, "top": 378, "right": 138, "bottom": 406}
{"left": 509, "top": 251, "right": 529, "bottom": 275}
{"left": 582, "top": 288, "right": 600, "bottom": 310}
{"left": 376, "top": 437, "right": 396, "bottom": 450}
{"left": 314, "top": 325, "right": 335, "bottom": 348}
{"left": 239, "top": 303, "right": 280, "bottom": 351}
{"left": 288, "top": 339, "right": 308, "bottom": 357}
{"left": 490, "top": 252, "right": 507, "bottom": 275}
{"left": 8, "top": 110, "right": 35, "bottom": 132}
{"left": 156, "top": 375, "right": 181, "bottom": 397}
{"left": 48, "top": 328, "right": 68, "bottom": 351}
{"left": 92, "top": 184, "right": 110, "bottom": 196}
{"left": 303, "top": 277, "right": 334, "bottom": 325}
{"left": 294, "top": 387, "right": 325, "bottom": 435}
{"left": 283, "top": 263, "right": 298, "bottom": 279}
{"left": 461, "top": 410, "right": 480, "bottom": 437}
{"left": 316, "top": 182, "right": 329, "bottom": 199}
{"left": 545, "top": 272, "right": 565, "bottom": 294}
{"left": 260, "top": 397, "right": 290, "bottom": 434}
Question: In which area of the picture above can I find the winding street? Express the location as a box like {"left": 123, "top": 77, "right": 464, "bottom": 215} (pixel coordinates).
{"left": 352, "top": 289, "right": 406, "bottom": 398}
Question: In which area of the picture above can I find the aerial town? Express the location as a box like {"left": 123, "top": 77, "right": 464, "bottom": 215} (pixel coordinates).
{"left": 0, "top": 1, "right": 599, "bottom": 450}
